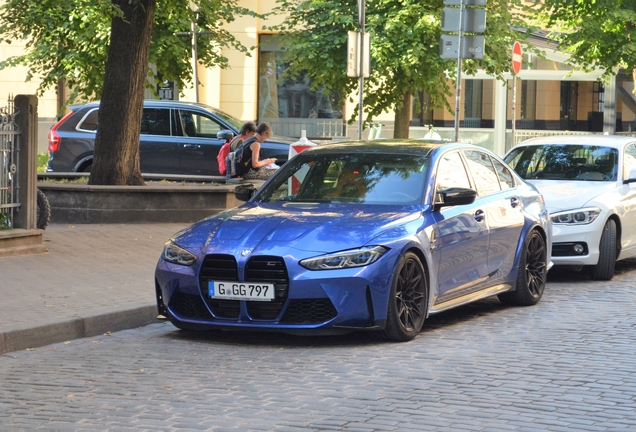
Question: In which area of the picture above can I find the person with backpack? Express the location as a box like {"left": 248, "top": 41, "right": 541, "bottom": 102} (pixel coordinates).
{"left": 217, "top": 121, "right": 256, "bottom": 176}
{"left": 229, "top": 121, "right": 257, "bottom": 151}
{"left": 238, "top": 122, "right": 278, "bottom": 180}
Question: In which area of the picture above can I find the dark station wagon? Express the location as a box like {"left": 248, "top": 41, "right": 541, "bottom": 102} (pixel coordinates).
{"left": 46, "top": 100, "right": 293, "bottom": 176}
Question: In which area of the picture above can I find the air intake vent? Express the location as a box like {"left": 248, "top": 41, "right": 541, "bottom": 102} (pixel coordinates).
{"left": 280, "top": 299, "right": 338, "bottom": 324}
{"left": 199, "top": 254, "right": 240, "bottom": 319}
{"left": 169, "top": 292, "right": 213, "bottom": 320}
{"left": 246, "top": 256, "right": 289, "bottom": 320}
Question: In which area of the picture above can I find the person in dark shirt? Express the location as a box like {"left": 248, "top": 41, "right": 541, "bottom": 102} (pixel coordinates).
{"left": 229, "top": 121, "right": 257, "bottom": 152}
{"left": 239, "top": 122, "right": 278, "bottom": 180}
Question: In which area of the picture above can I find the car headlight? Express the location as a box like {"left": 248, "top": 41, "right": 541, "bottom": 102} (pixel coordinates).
{"left": 163, "top": 240, "right": 197, "bottom": 266}
{"left": 299, "top": 246, "right": 387, "bottom": 270}
{"left": 550, "top": 207, "right": 600, "bottom": 225}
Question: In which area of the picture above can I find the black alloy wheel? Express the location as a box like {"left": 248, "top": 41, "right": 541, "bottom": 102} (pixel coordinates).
{"left": 381, "top": 252, "right": 428, "bottom": 342}
{"left": 498, "top": 230, "right": 547, "bottom": 306}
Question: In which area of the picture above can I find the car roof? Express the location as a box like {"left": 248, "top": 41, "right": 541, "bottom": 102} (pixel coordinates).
{"left": 69, "top": 99, "right": 228, "bottom": 115}
{"left": 301, "top": 139, "right": 490, "bottom": 156}
{"left": 516, "top": 134, "right": 636, "bottom": 149}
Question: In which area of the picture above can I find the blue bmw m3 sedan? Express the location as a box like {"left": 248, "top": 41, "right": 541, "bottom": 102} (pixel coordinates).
{"left": 155, "top": 140, "right": 552, "bottom": 341}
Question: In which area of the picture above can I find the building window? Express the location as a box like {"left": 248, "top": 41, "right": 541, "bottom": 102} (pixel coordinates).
{"left": 258, "top": 35, "right": 344, "bottom": 137}
{"left": 593, "top": 82, "right": 604, "bottom": 112}
{"left": 521, "top": 80, "right": 536, "bottom": 120}
{"left": 464, "top": 79, "right": 483, "bottom": 127}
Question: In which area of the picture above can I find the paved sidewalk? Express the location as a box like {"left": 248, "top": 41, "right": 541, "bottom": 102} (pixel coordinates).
{"left": 0, "top": 223, "right": 190, "bottom": 355}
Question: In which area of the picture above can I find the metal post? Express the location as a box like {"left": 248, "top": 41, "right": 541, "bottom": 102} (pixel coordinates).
{"left": 357, "top": 0, "right": 365, "bottom": 140}
{"left": 453, "top": 0, "right": 465, "bottom": 142}
{"left": 191, "top": 19, "right": 199, "bottom": 103}
{"left": 512, "top": 74, "right": 517, "bottom": 146}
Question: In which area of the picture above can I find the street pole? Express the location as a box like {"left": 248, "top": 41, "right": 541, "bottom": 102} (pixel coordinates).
{"left": 453, "top": 0, "right": 465, "bottom": 142}
{"left": 191, "top": 19, "right": 199, "bottom": 103}
{"left": 357, "top": 0, "right": 365, "bottom": 140}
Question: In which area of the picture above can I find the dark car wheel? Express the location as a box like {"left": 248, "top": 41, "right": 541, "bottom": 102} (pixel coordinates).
{"left": 380, "top": 252, "right": 428, "bottom": 342}
{"left": 36, "top": 189, "right": 51, "bottom": 230}
{"left": 498, "top": 229, "right": 547, "bottom": 306}
{"left": 589, "top": 219, "right": 617, "bottom": 281}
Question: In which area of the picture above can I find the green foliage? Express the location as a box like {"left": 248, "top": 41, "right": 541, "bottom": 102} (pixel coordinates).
{"left": 0, "top": 0, "right": 259, "bottom": 107}
{"left": 269, "top": 0, "right": 532, "bottom": 124}
{"left": 37, "top": 153, "right": 48, "bottom": 173}
{"left": 539, "top": 0, "right": 636, "bottom": 82}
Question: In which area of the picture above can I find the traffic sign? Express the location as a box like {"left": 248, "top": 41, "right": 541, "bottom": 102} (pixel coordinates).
{"left": 512, "top": 41, "right": 522, "bottom": 74}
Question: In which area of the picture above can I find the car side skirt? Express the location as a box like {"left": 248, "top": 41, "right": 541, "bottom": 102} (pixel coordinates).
{"left": 429, "top": 283, "right": 512, "bottom": 314}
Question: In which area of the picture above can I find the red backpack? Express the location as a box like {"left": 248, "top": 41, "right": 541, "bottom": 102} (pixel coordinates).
{"left": 217, "top": 142, "right": 231, "bottom": 175}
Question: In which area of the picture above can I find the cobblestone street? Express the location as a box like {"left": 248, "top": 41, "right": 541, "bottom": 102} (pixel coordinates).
{"left": 1, "top": 263, "right": 636, "bottom": 431}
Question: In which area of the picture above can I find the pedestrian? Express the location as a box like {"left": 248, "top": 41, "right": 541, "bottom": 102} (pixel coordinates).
{"left": 239, "top": 122, "right": 279, "bottom": 180}
{"left": 229, "top": 121, "right": 257, "bottom": 152}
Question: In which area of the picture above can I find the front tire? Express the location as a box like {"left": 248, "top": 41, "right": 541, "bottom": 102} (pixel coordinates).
{"left": 589, "top": 219, "right": 617, "bottom": 281}
{"left": 380, "top": 252, "right": 428, "bottom": 342}
{"left": 498, "top": 230, "right": 547, "bottom": 306}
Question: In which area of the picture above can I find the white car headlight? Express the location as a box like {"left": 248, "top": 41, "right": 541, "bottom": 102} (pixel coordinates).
{"left": 550, "top": 207, "right": 600, "bottom": 225}
{"left": 163, "top": 240, "right": 197, "bottom": 266}
{"left": 299, "top": 246, "right": 387, "bottom": 270}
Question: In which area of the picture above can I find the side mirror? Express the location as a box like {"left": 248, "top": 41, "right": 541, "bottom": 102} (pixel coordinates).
{"left": 217, "top": 129, "right": 235, "bottom": 142}
{"left": 434, "top": 187, "right": 477, "bottom": 210}
{"left": 234, "top": 184, "right": 256, "bottom": 202}
{"left": 624, "top": 168, "right": 636, "bottom": 184}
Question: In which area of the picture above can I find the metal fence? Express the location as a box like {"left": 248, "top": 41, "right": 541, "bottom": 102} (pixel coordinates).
{"left": 0, "top": 96, "right": 19, "bottom": 229}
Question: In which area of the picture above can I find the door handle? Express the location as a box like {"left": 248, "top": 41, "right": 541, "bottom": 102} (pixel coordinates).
{"left": 474, "top": 209, "right": 485, "bottom": 222}
{"left": 182, "top": 144, "right": 201, "bottom": 149}
{"left": 510, "top": 197, "right": 520, "bottom": 208}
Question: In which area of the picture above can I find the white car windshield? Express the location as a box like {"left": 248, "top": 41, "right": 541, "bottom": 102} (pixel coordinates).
{"left": 505, "top": 144, "right": 618, "bottom": 182}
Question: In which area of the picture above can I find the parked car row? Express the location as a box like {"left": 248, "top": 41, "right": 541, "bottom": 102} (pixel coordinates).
{"left": 46, "top": 100, "right": 294, "bottom": 176}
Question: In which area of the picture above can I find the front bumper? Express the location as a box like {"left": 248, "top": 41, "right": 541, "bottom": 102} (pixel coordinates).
{"left": 549, "top": 217, "right": 605, "bottom": 266}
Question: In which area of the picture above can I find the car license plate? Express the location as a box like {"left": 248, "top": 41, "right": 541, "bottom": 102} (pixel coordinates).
{"left": 208, "top": 281, "right": 275, "bottom": 301}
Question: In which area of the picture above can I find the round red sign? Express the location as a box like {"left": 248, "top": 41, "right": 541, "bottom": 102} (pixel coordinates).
{"left": 512, "top": 41, "right": 522, "bottom": 75}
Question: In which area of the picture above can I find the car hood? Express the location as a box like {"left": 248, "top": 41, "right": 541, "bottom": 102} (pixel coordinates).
{"left": 527, "top": 180, "right": 616, "bottom": 212}
{"left": 172, "top": 203, "right": 422, "bottom": 258}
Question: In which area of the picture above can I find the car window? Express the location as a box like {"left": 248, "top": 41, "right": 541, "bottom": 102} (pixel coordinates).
{"left": 506, "top": 144, "right": 618, "bottom": 181}
{"left": 434, "top": 151, "right": 471, "bottom": 202}
{"left": 492, "top": 157, "right": 514, "bottom": 189}
{"left": 255, "top": 152, "right": 429, "bottom": 205}
{"left": 624, "top": 144, "right": 636, "bottom": 179}
{"left": 179, "top": 110, "right": 222, "bottom": 138}
{"left": 140, "top": 108, "right": 171, "bottom": 136}
{"left": 463, "top": 150, "right": 501, "bottom": 196}
{"left": 76, "top": 109, "right": 99, "bottom": 132}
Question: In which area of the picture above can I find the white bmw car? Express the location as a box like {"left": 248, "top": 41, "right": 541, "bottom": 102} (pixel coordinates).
{"left": 505, "top": 135, "right": 636, "bottom": 280}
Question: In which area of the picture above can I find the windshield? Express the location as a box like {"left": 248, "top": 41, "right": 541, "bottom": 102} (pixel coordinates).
{"left": 209, "top": 108, "right": 243, "bottom": 130}
{"left": 505, "top": 144, "right": 618, "bottom": 181}
{"left": 255, "top": 152, "right": 430, "bottom": 205}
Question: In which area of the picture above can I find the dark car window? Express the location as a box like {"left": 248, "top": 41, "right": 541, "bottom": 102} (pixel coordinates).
{"left": 463, "top": 150, "right": 501, "bottom": 196}
{"left": 76, "top": 109, "right": 99, "bottom": 132}
{"left": 178, "top": 110, "right": 222, "bottom": 138}
{"left": 506, "top": 144, "right": 618, "bottom": 181}
{"left": 140, "top": 108, "right": 171, "bottom": 136}
{"left": 256, "top": 152, "right": 429, "bottom": 205}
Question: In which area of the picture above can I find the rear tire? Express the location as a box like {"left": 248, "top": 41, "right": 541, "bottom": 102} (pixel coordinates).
{"left": 498, "top": 230, "right": 546, "bottom": 306}
{"left": 36, "top": 189, "right": 50, "bottom": 230}
{"left": 380, "top": 252, "right": 428, "bottom": 342}
{"left": 589, "top": 219, "right": 617, "bottom": 281}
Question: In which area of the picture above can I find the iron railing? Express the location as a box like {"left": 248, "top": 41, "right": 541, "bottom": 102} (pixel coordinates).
{"left": 0, "top": 96, "right": 19, "bottom": 229}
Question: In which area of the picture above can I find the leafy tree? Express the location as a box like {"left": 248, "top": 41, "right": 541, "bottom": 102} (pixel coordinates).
{"left": 539, "top": 0, "right": 636, "bottom": 84}
{"left": 0, "top": 0, "right": 257, "bottom": 185}
{"left": 269, "top": 0, "right": 533, "bottom": 138}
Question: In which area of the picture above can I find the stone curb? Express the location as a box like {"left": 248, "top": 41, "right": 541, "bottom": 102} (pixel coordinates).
{"left": 0, "top": 305, "right": 160, "bottom": 355}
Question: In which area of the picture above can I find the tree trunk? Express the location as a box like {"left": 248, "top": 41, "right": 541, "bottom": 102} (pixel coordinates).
{"left": 89, "top": 0, "right": 157, "bottom": 186}
{"left": 393, "top": 92, "right": 412, "bottom": 139}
